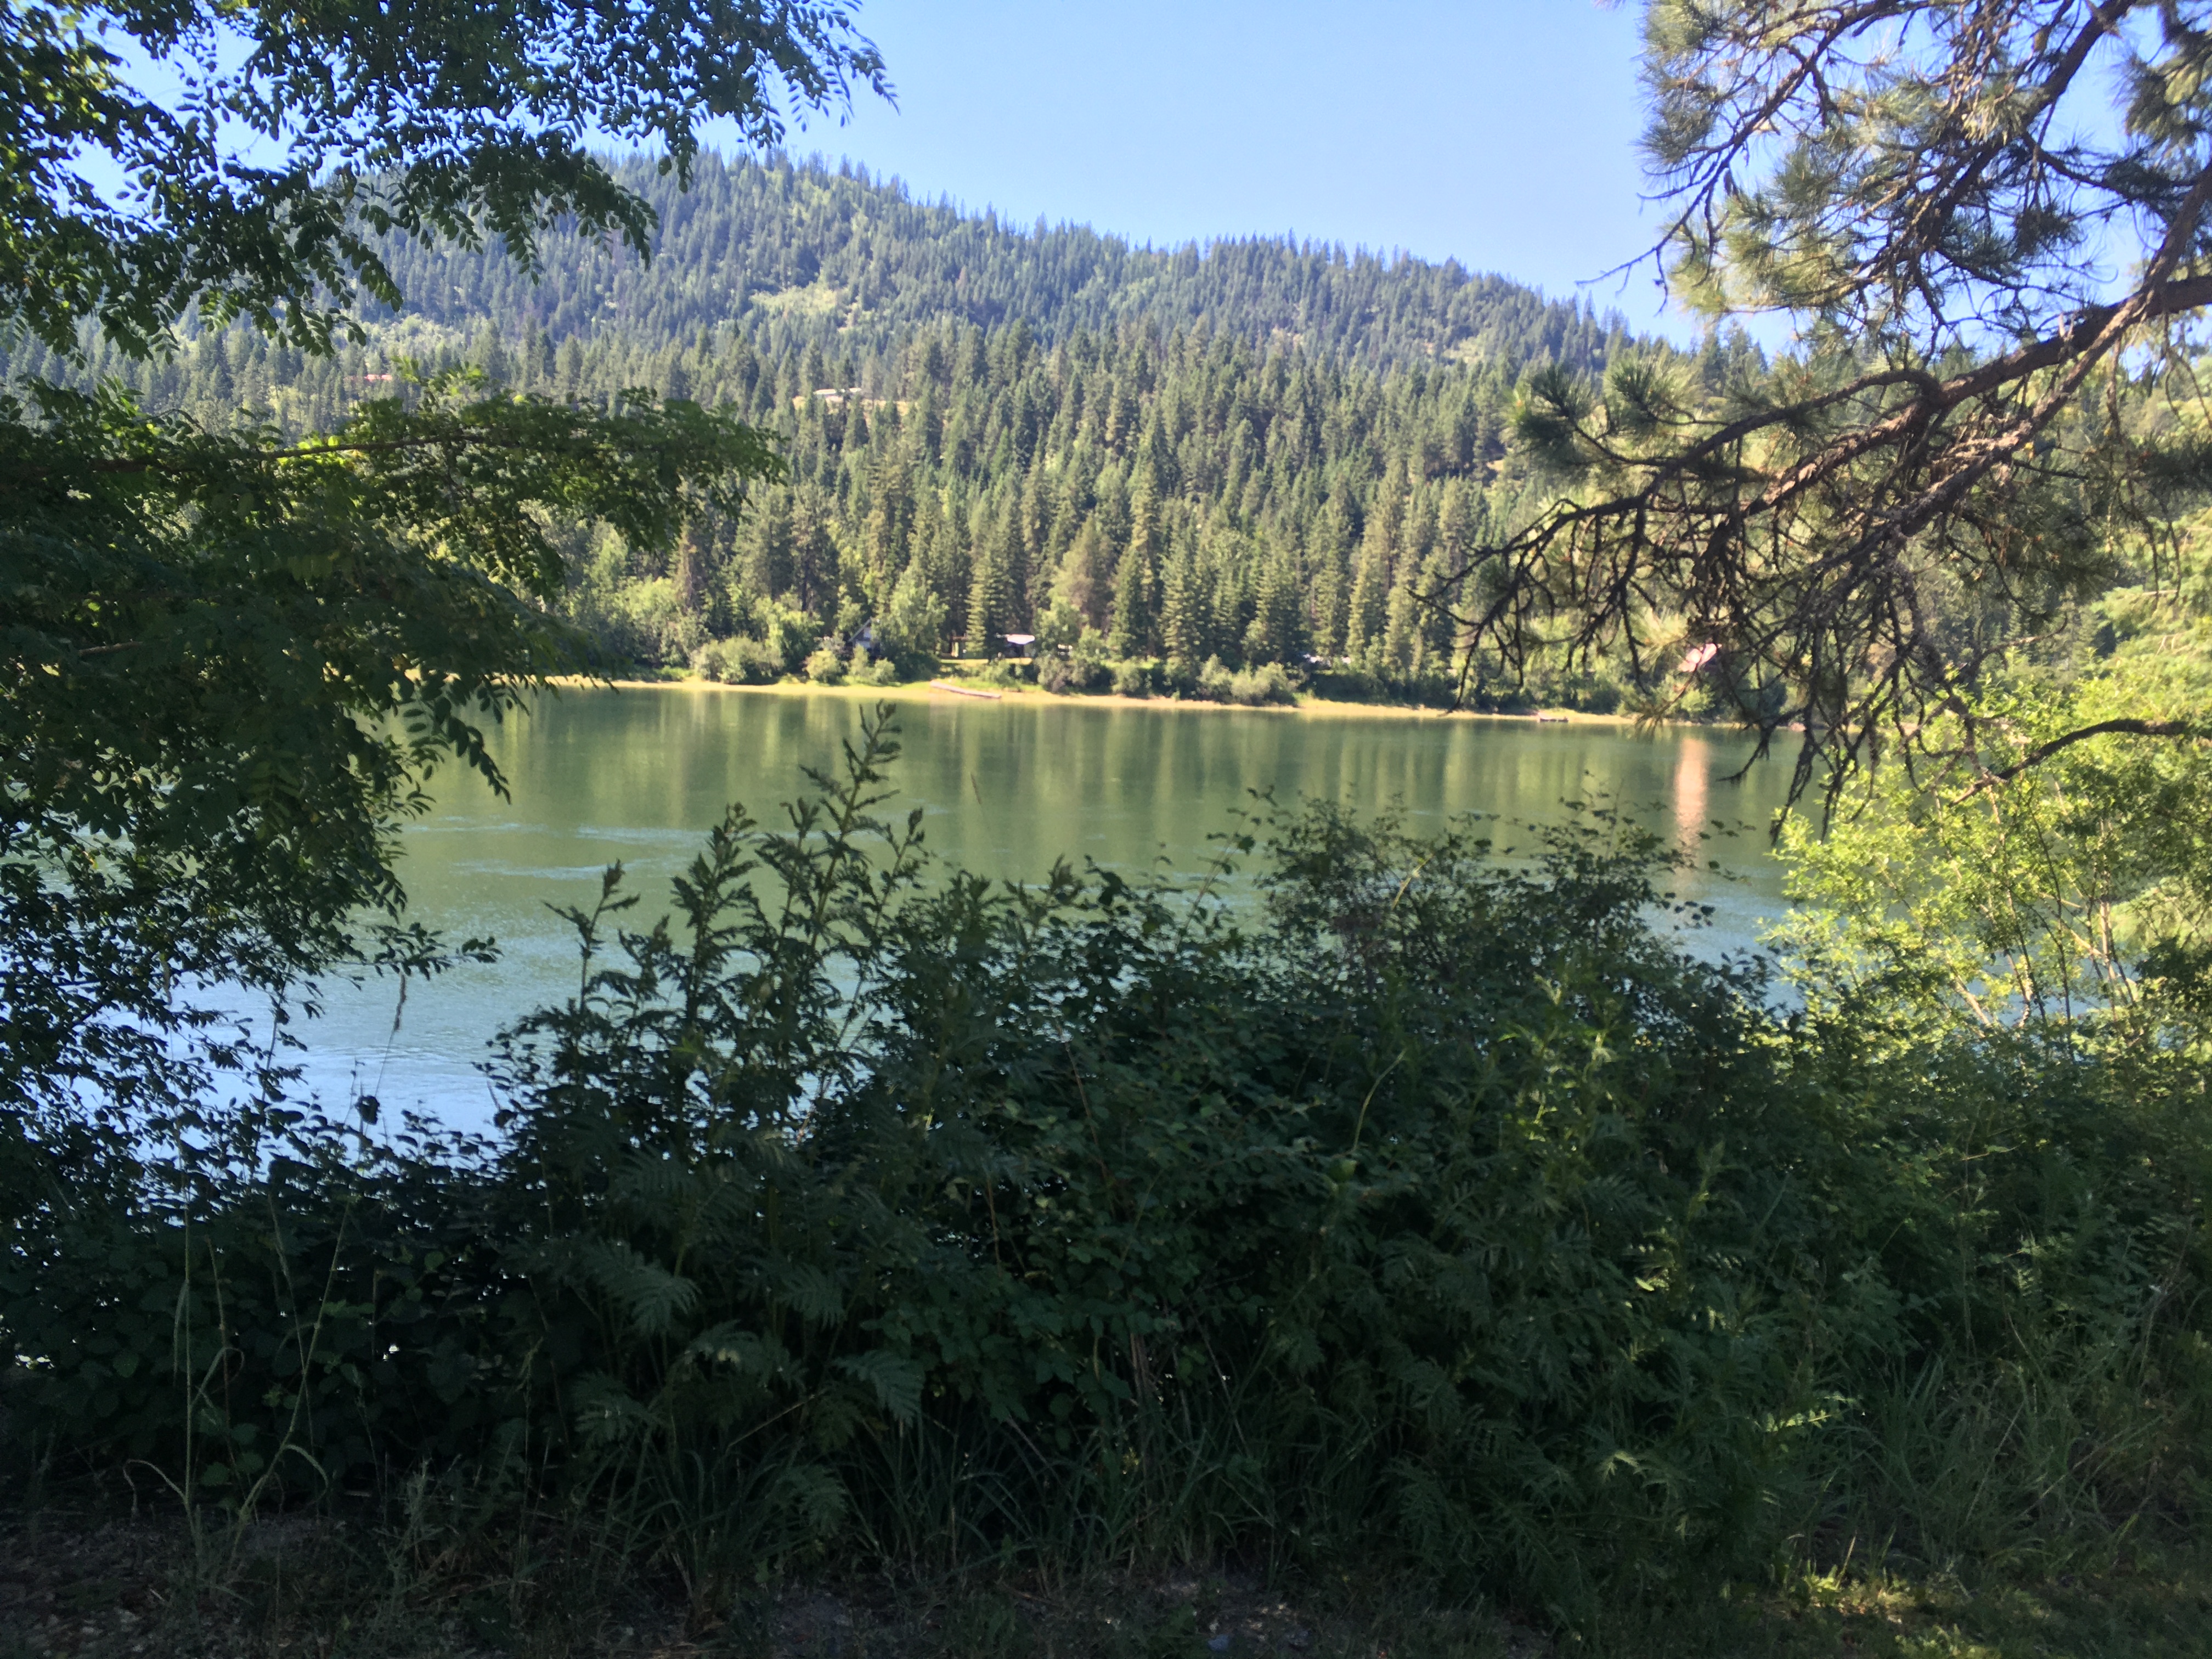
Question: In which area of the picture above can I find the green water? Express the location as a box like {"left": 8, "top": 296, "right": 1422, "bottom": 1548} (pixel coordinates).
{"left": 306, "top": 686, "right": 1796, "bottom": 1122}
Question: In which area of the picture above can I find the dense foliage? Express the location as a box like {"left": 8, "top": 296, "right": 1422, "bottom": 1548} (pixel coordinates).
{"left": 2, "top": 4, "right": 854, "bottom": 1134}
{"left": 0, "top": 370, "right": 777, "bottom": 1146}
{"left": 6, "top": 714, "right": 2208, "bottom": 1633}
{"left": 323, "top": 152, "right": 1627, "bottom": 373}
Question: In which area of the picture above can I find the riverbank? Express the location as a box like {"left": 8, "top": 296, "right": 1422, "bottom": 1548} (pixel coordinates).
{"left": 558, "top": 670, "right": 1670, "bottom": 729}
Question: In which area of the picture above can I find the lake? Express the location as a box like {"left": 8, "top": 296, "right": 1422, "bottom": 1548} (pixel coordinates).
{"left": 296, "top": 685, "right": 1798, "bottom": 1122}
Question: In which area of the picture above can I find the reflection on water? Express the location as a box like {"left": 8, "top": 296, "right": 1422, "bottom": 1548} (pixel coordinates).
{"left": 300, "top": 687, "right": 1793, "bottom": 1123}
{"left": 1673, "top": 736, "right": 1711, "bottom": 850}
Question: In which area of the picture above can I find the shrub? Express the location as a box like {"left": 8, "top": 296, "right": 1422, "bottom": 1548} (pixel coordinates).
{"left": 1309, "top": 666, "right": 1382, "bottom": 702}
{"left": 1185, "top": 657, "right": 1296, "bottom": 706}
{"left": 847, "top": 646, "right": 904, "bottom": 686}
{"left": 1070, "top": 633, "right": 1113, "bottom": 686}
{"left": 1228, "top": 662, "right": 1296, "bottom": 706}
{"left": 802, "top": 642, "right": 846, "bottom": 684}
{"left": 1195, "top": 655, "right": 1236, "bottom": 702}
{"left": 1111, "top": 658, "right": 1158, "bottom": 697}
{"left": 1041, "top": 638, "right": 1111, "bottom": 693}
{"left": 692, "top": 636, "right": 785, "bottom": 685}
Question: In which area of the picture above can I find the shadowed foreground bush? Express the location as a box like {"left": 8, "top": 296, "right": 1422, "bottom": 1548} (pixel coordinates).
{"left": 4, "top": 710, "right": 2209, "bottom": 1631}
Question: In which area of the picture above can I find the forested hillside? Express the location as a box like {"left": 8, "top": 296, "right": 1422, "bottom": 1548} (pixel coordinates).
{"left": 4, "top": 153, "right": 1757, "bottom": 704}
{"left": 365, "top": 151, "right": 1633, "bottom": 371}
{"left": 516, "top": 315, "right": 1753, "bottom": 701}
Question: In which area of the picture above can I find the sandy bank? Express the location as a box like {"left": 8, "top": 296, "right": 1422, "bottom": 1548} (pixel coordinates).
{"left": 546, "top": 673, "right": 1668, "bottom": 730}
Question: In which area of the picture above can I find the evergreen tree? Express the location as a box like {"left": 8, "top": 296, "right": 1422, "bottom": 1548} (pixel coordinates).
{"left": 1346, "top": 487, "right": 1400, "bottom": 668}
{"left": 1309, "top": 509, "right": 1353, "bottom": 660}
{"left": 1162, "top": 541, "right": 1206, "bottom": 668}
{"left": 1109, "top": 534, "right": 1154, "bottom": 661}
{"left": 1058, "top": 517, "right": 1115, "bottom": 630}
{"left": 966, "top": 492, "right": 1023, "bottom": 653}
{"left": 1112, "top": 449, "right": 1168, "bottom": 658}
{"left": 861, "top": 437, "right": 916, "bottom": 607}
{"left": 1382, "top": 574, "right": 1421, "bottom": 679}
{"left": 1468, "top": 0, "right": 2212, "bottom": 782}
{"left": 790, "top": 484, "right": 839, "bottom": 618}
{"left": 1248, "top": 537, "right": 1308, "bottom": 666}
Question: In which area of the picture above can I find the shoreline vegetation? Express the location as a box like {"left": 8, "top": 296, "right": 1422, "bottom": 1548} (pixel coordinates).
{"left": 9, "top": 714, "right": 2208, "bottom": 1659}
{"left": 567, "top": 667, "right": 1667, "bottom": 726}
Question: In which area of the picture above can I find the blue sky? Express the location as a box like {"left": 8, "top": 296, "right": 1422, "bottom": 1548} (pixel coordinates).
{"left": 714, "top": 0, "right": 1681, "bottom": 329}
{"left": 89, "top": 1, "right": 1689, "bottom": 332}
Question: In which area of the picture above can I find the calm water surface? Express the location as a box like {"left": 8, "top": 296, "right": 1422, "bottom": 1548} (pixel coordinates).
{"left": 301, "top": 686, "right": 1795, "bottom": 1122}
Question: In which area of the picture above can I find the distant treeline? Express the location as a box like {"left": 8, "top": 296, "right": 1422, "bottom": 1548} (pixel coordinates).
{"left": 3, "top": 153, "right": 1768, "bottom": 703}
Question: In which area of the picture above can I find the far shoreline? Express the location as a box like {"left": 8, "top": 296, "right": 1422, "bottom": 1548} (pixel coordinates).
{"left": 543, "top": 672, "right": 1725, "bottom": 733}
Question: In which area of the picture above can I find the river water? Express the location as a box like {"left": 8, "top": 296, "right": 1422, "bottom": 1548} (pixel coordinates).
{"left": 296, "top": 685, "right": 1797, "bottom": 1123}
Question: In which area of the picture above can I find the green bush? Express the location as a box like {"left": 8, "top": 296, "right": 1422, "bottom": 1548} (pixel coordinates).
{"left": 692, "top": 636, "right": 786, "bottom": 684}
{"left": 848, "top": 646, "right": 905, "bottom": 686}
{"left": 1189, "top": 658, "right": 1296, "bottom": 706}
{"left": 5, "top": 709, "right": 2208, "bottom": 1629}
{"left": 1040, "top": 645, "right": 1114, "bottom": 695}
{"left": 802, "top": 642, "right": 847, "bottom": 684}
{"left": 1111, "top": 658, "right": 1159, "bottom": 698}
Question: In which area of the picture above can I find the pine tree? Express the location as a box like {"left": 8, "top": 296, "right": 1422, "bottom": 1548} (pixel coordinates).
{"left": 1382, "top": 574, "right": 1420, "bottom": 680}
{"left": 743, "top": 490, "right": 797, "bottom": 600}
{"left": 861, "top": 439, "right": 916, "bottom": 608}
{"left": 1161, "top": 541, "right": 1206, "bottom": 668}
{"left": 1308, "top": 509, "right": 1352, "bottom": 661}
{"left": 790, "top": 483, "right": 838, "bottom": 618}
{"left": 1058, "top": 518, "right": 1114, "bottom": 630}
{"left": 967, "top": 492, "right": 1020, "bottom": 653}
{"left": 1346, "top": 489, "right": 1400, "bottom": 669}
{"left": 1112, "top": 450, "right": 1166, "bottom": 658}
{"left": 1248, "top": 536, "right": 1307, "bottom": 666}
{"left": 1109, "top": 536, "right": 1153, "bottom": 661}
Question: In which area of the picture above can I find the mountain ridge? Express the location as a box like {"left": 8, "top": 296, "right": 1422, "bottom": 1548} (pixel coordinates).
{"left": 365, "top": 150, "right": 1630, "bottom": 374}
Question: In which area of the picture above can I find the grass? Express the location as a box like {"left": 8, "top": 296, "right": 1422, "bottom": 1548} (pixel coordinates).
{"left": 4, "top": 1500, "right": 2208, "bottom": 1659}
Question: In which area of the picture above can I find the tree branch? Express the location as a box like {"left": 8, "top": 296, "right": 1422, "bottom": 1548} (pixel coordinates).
{"left": 1978, "top": 718, "right": 2207, "bottom": 783}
